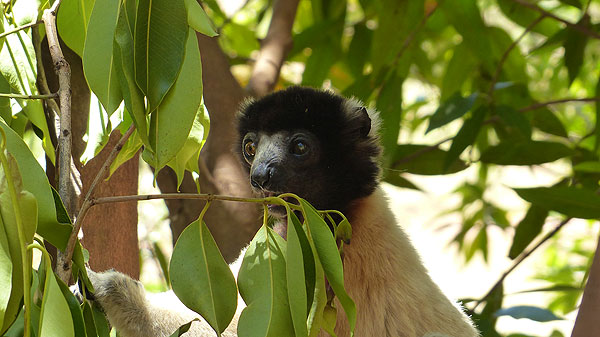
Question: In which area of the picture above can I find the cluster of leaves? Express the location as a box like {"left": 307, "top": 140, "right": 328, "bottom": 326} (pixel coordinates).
{"left": 170, "top": 197, "right": 356, "bottom": 337}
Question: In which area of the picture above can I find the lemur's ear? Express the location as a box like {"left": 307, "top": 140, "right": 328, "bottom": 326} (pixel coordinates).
{"left": 355, "top": 106, "right": 371, "bottom": 138}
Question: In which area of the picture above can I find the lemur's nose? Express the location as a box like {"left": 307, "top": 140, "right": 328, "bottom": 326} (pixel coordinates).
{"left": 250, "top": 165, "right": 273, "bottom": 189}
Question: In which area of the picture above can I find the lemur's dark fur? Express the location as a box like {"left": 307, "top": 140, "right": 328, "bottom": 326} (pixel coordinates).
{"left": 237, "top": 86, "right": 380, "bottom": 214}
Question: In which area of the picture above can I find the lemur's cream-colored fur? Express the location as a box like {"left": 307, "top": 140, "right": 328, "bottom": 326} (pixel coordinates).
{"left": 323, "top": 188, "right": 477, "bottom": 337}
{"left": 89, "top": 189, "right": 478, "bottom": 337}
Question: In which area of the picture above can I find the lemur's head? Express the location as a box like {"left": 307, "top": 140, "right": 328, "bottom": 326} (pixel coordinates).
{"left": 237, "top": 86, "right": 381, "bottom": 216}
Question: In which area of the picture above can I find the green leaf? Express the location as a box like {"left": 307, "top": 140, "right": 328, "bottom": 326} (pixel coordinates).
{"left": 57, "top": 0, "right": 95, "bottom": 56}
{"left": 480, "top": 141, "right": 573, "bottom": 165}
{"left": 426, "top": 92, "right": 478, "bottom": 134}
{"left": 114, "top": 0, "right": 149, "bottom": 147}
{"left": 0, "top": 153, "right": 37, "bottom": 334}
{"left": 57, "top": 276, "right": 87, "bottom": 337}
{"left": 135, "top": 0, "right": 188, "bottom": 111}
{"left": 286, "top": 212, "right": 310, "bottom": 337}
{"left": 573, "top": 161, "right": 600, "bottom": 173}
{"left": 531, "top": 108, "right": 568, "bottom": 138}
{"left": 376, "top": 73, "right": 404, "bottom": 165}
{"left": 238, "top": 225, "right": 295, "bottom": 337}
{"left": 38, "top": 263, "right": 75, "bottom": 337}
{"left": 108, "top": 127, "right": 143, "bottom": 178}
{"left": 391, "top": 144, "right": 468, "bottom": 175}
{"left": 595, "top": 74, "right": 600, "bottom": 152}
{"left": 496, "top": 105, "right": 531, "bottom": 139}
{"left": 300, "top": 200, "right": 356, "bottom": 334}
{"left": 508, "top": 205, "right": 548, "bottom": 259}
{"left": 371, "top": 0, "right": 423, "bottom": 75}
{"left": 171, "top": 219, "right": 237, "bottom": 335}
{"left": 564, "top": 15, "right": 590, "bottom": 85}
{"left": 184, "top": 0, "right": 218, "bottom": 36}
{"left": 166, "top": 104, "right": 209, "bottom": 189}
{"left": 302, "top": 43, "right": 339, "bottom": 87}
{"left": 514, "top": 186, "right": 600, "bottom": 219}
{"left": 495, "top": 306, "right": 563, "bottom": 322}
{"left": 322, "top": 304, "right": 338, "bottom": 337}
{"left": 169, "top": 320, "right": 195, "bottom": 337}
{"left": 82, "top": 0, "right": 123, "bottom": 114}
{"left": 145, "top": 29, "right": 203, "bottom": 171}
{"left": 220, "top": 23, "right": 259, "bottom": 58}
{"left": 0, "top": 214, "right": 12, "bottom": 330}
{"left": 441, "top": 43, "right": 476, "bottom": 101}
{"left": 440, "top": 0, "right": 494, "bottom": 71}
{"left": 445, "top": 106, "right": 487, "bottom": 170}
{"left": 0, "top": 32, "right": 56, "bottom": 163}
{"left": 0, "top": 119, "right": 72, "bottom": 250}
{"left": 345, "top": 23, "right": 372, "bottom": 77}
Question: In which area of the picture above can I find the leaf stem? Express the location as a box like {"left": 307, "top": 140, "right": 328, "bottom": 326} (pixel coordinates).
{"left": 0, "top": 128, "right": 32, "bottom": 337}
{"left": 0, "top": 20, "right": 42, "bottom": 40}
{"left": 0, "top": 92, "right": 58, "bottom": 99}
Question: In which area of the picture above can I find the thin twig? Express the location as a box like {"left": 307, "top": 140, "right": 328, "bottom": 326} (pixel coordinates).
{"left": 92, "top": 193, "right": 268, "bottom": 205}
{"left": 519, "top": 97, "right": 600, "bottom": 112}
{"left": 488, "top": 14, "right": 545, "bottom": 100}
{"left": 246, "top": 0, "right": 300, "bottom": 97}
{"left": 57, "top": 124, "right": 136, "bottom": 283}
{"left": 392, "top": 136, "right": 454, "bottom": 166}
{"left": 509, "top": 0, "right": 600, "bottom": 39}
{"left": 472, "top": 218, "right": 571, "bottom": 310}
{"left": 0, "top": 92, "right": 57, "bottom": 99}
{"left": 0, "top": 20, "right": 42, "bottom": 40}
{"left": 390, "top": 0, "right": 440, "bottom": 70}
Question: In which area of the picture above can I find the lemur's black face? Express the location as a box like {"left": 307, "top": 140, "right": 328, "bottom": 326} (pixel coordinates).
{"left": 237, "top": 86, "right": 381, "bottom": 217}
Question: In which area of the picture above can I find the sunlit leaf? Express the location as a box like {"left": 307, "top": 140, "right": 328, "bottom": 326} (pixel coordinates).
{"left": 38, "top": 267, "right": 75, "bottom": 337}
{"left": 480, "top": 141, "right": 573, "bottom": 165}
{"left": 184, "top": 0, "right": 218, "bottom": 36}
{"left": 238, "top": 225, "right": 295, "bottom": 337}
{"left": 441, "top": 43, "right": 476, "bottom": 100}
{"left": 300, "top": 200, "right": 356, "bottom": 334}
{"left": 144, "top": 29, "right": 203, "bottom": 171}
{"left": 83, "top": 0, "right": 123, "bottom": 114}
{"left": 286, "top": 212, "right": 310, "bottom": 337}
{"left": 573, "top": 161, "right": 600, "bottom": 173}
{"left": 0, "top": 120, "right": 70, "bottom": 249}
{"left": 57, "top": 0, "right": 95, "bottom": 56}
{"left": 171, "top": 219, "right": 237, "bottom": 335}
{"left": 114, "top": 0, "right": 149, "bottom": 147}
{"left": 135, "top": 0, "right": 188, "bottom": 111}
{"left": 515, "top": 186, "right": 600, "bottom": 219}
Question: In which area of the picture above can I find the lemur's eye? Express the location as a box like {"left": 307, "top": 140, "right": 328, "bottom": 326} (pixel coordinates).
{"left": 291, "top": 140, "right": 308, "bottom": 156}
{"left": 244, "top": 140, "right": 256, "bottom": 161}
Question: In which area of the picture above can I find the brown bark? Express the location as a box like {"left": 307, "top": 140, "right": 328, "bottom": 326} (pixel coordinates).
{"left": 571, "top": 231, "right": 600, "bottom": 337}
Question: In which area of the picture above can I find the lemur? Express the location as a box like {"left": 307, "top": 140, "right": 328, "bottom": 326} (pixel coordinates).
{"left": 86, "top": 86, "right": 479, "bottom": 337}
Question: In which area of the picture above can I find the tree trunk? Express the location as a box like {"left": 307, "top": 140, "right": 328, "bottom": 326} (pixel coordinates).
{"left": 571, "top": 231, "right": 600, "bottom": 337}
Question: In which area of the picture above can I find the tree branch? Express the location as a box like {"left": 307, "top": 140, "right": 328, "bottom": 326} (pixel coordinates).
{"left": 487, "top": 14, "right": 545, "bottom": 100}
{"left": 509, "top": 0, "right": 600, "bottom": 39}
{"left": 518, "top": 97, "right": 600, "bottom": 112}
{"left": 246, "top": 0, "right": 300, "bottom": 97}
{"left": 57, "top": 124, "right": 135, "bottom": 283}
{"left": 572, "top": 229, "right": 600, "bottom": 337}
{"left": 472, "top": 218, "right": 571, "bottom": 310}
